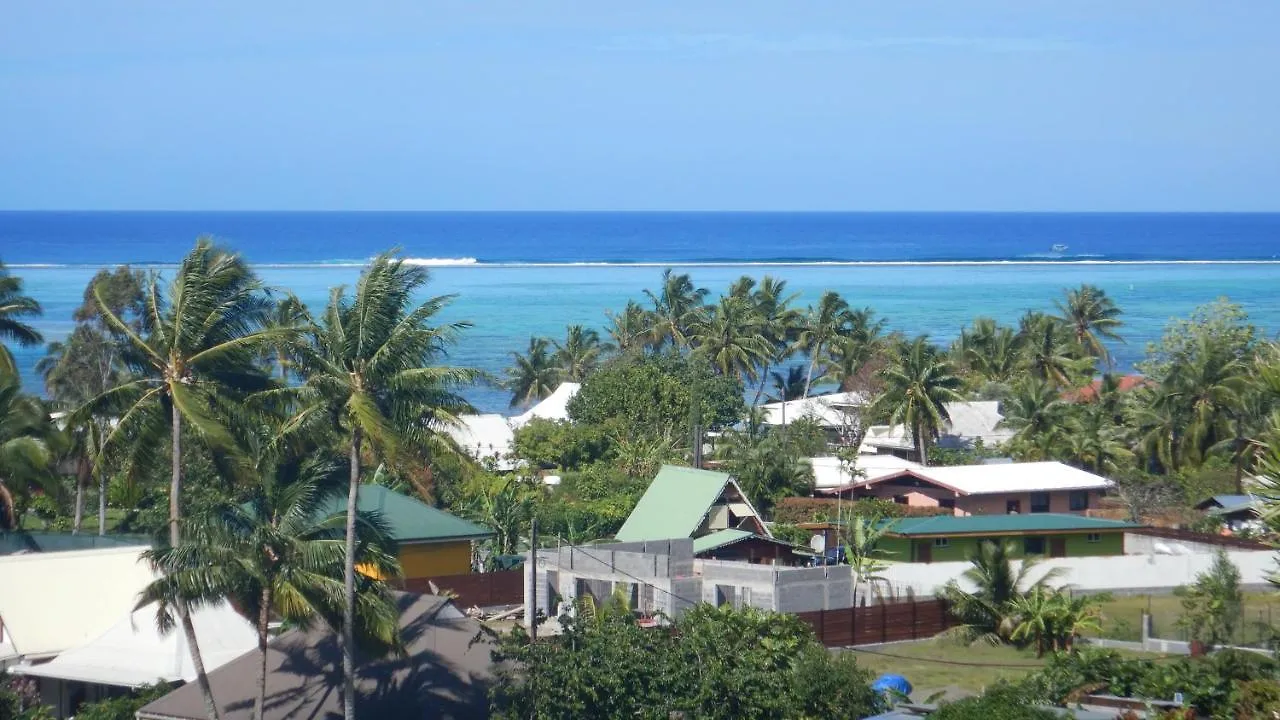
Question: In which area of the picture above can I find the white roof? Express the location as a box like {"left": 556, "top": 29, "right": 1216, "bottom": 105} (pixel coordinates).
{"left": 12, "top": 601, "right": 256, "bottom": 688}
{"left": 760, "top": 392, "right": 867, "bottom": 427}
{"left": 809, "top": 454, "right": 923, "bottom": 489}
{"left": 861, "top": 400, "right": 1015, "bottom": 451}
{"left": 0, "top": 547, "right": 157, "bottom": 660}
{"left": 445, "top": 414, "right": 515, "bottom": 466}
{"left": 511, "top": 382, "right": 580, "bottom": 427}
{"left": 870, "top": 461, "right": 1113, "bottom": 496}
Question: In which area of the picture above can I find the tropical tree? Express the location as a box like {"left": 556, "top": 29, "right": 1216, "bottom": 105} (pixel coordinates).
{"left": 955, "top": 318, "right": 1020, "bottom": 385}
{"left": 643, "top": 269, "right": 708, "bottom": 349}
{"left": 941, "top": 540, "right": 1066, "bottom": 644}
{"left": 81, "top": 239, "right": 281, "bottom": 719}
{"left": 0, "top": 260, "right": 43, "bottom": 376}
{"left": 767, "top": 365, "right": 807, "bottom": 404}
{"left": 1008, "top": 586, "right": 1059, "bottom": 657}
{"left": 457, "top": 474, "right": 536, "bottom": 558}
{"left": 795, "top": 291, "right": 850, "bottom": 397}
{"left": 1018, "top": 312, "right": 1087, "bottom": 388}
{"left": 604, "top": 301, "right": 651, "bottom": 355}
{"left": 841, "top": 515, "right": 894, "bottom": 608}
{"left": 1161, "top": 334, "right": 1249, "bottom": 469}
{"left": 746, "top": 276, "right": 801, "bottom": 407}
{"left": 1175, "top": 550, "right": 1244, "bottom": 650}
{"left": 1054, "top": 284, "right": 1124, "bottom": 365}
{"left": 553, "top": 325, "right": 606, "bottom": 382}
{"left": 1060, "top": 405, "right": 1134, "bottom": 475}
{"left": 822, "top": 308, "right": 886, "bottom": 394}
{"left": 870, "top": 337, "right": 964, "bottom": 466}
{"left": 284, "top": 251, "right": 477, "bottom": 720}
{"left": 1001, "top": 377, "right": 1064, "bottom": 460}
{"left": 688, "top": 295, "right": 773, "bottom": 382}
{"left": 136, "top": 450, "right": 401, "bottom": 720}
{"left": 506, "top": 337, "right": 560, "bottom": 408}
{"left": 0, "top": 371, "right": 54, "bottom": 530}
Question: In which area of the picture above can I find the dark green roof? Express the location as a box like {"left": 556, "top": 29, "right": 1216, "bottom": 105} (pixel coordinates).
{"left": 313, "top": 485, "right": 492, "bottom": 544}
{"left": 884, "top": 513, "right": 1138, "bottom": 538}
{"left": 615, "top": 465, "right": 734, "bottom": 542}
{"left": 692, "top": 528, "right": 806, "bottom": 556}
{"left": 0, "top": 532, "right": 150, "bottom": 556}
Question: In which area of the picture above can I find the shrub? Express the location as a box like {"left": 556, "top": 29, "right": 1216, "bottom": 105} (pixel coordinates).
{"left": 1233, "top": 679, "right": 1280, "bottom": 719}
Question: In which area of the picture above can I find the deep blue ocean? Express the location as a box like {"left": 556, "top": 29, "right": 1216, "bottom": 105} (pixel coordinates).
{"left": 3, "top": 211, "right": 1279, "bottom": 412}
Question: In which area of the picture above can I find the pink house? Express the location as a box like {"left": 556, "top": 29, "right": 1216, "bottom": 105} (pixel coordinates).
{"left": 818, "top": 461, "right": 1112, "bottom": 517}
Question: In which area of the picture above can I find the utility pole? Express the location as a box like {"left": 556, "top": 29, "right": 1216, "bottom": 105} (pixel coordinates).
{"left": 528, "top": 517, "right": 539, "bottom": 642}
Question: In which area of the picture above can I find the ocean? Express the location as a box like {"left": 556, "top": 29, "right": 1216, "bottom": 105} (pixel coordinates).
{"left": 4, "top": 211, "right": 1280, "bottom": 412}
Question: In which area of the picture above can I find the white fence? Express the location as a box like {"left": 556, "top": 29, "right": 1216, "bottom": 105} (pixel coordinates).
{"left": 879, "top": 549, "right": 1278, "bottom": 598}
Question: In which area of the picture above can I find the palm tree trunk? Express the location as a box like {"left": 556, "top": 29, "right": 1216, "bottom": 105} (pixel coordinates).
{"left": 0, "top": 481, "right": 14, "bottom": 530}
{"left": 803, "top": 344, "right": 820, "bottom": 398}
{"left": 254, "top": 585, "right": 272, "bottom": 720}
{"left": 751, "top": 360, "right": 772, "bottom": 408}
{"left": 72, "top": 456, "right": 88, "bottom": 534}
{"left": 98, "top": 470, "right": 107, "bottom": 536}
{"left": 342, "top": 428, "right": 361, "bottom": 720}
{"left": 171, "top": 405, "right": 222, "bottom": 720}
{"left": 916, "top": 423, "right": 929, "bottom": 467}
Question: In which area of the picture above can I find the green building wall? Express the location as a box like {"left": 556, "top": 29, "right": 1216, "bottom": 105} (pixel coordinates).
{"left": 875, "top": 531, "right": 1125, "bottom": 563}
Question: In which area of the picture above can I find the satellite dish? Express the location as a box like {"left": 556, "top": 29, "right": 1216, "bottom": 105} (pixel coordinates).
{"left": 809, "top": 534, "right": 826, "bottom": 553}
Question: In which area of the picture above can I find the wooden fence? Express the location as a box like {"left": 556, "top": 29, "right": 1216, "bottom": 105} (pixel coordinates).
{"left": 401, "top": 569, "right": 524, "bottom": 608}
{"left": 794, "top": 599, "right": 953, "bottom": 648}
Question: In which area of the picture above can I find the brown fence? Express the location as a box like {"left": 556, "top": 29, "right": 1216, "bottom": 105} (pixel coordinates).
{"left": 794, "top": 599, "right": 953, "bottom": 648}
{"left": 401, "top": 570, "right": 524, "bottom": 608}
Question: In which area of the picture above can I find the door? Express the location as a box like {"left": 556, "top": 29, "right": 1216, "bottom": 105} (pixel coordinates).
{"left": 916, "top": 541, "right": 932, "bottom": 563}
{"left": 1049, "top": 537, "right": 1067, "bottom": 558}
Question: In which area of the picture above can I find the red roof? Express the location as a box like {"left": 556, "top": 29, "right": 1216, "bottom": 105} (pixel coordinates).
{"left": 1064, "top": 374, "right": 1149, "bottom": 402}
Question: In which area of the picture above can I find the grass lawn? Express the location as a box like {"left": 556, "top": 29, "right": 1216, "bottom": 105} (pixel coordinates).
{"left": 1091, "top": 592, "right": 1280, "bottom": 645}
{"left": 844, "top": 639, "right": 1166, "bottom": 700}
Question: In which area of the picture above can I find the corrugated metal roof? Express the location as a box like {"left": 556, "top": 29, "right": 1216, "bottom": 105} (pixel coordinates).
{"left": 885, "top": 513, "right": 1138, "bottom": 537}
{"left": 615, "top": 465, "right": 732, "bottom": 542}
{"left": 313, "top": 485, "right": 492, "bottom": 544}
{"left": 0, "top": 532, "right": 150, "bottom": 556}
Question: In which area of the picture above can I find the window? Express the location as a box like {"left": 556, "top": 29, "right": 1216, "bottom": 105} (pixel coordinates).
{"left": 1030, "top": 492, "right": 1051, "bottom": 513}
{"left": 1086, "top": 533, "right": 1101, "bottom": 543}
{"left": 933, "top": 537, "right": 950, "bottom": 548}
{"left": 939, "top": 498, "right": 956, "bottom": 510}
{"left": 1024, "top": 537, "right": 1046, "bottom": 555}
{"left": 1006, "top": 499, "right": 1021, "bottom": 514}
{"left": 893, "top": 495, "right": 908, "bottom": 505}
{"left": 1069, "top": 491, "right": 1090, "bottom": 511}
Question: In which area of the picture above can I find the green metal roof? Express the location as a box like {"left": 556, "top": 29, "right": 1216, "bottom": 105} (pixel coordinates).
{"left": 0, "top": 532, "right": 151, "bottom": 556}
{"left": 884, "top": 513, "right": 1138, "bottom": 538}
{"left": 692, "top": 528, "right": 801, "bottom": 555}
{"left": 615, "top": 465, "right": 732, "bottom": 542}
{"left": 313, "top": 485, "right": 493, "bottom": 544}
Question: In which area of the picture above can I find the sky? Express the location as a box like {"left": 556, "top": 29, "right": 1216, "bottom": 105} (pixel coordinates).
{"left": 2, "top": 2, "right": 1278, "bottom": 212}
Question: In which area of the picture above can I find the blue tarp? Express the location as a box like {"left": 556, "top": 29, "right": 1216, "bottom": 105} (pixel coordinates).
{"left": 871, "top": 674, "right": 913, "bottom": 697}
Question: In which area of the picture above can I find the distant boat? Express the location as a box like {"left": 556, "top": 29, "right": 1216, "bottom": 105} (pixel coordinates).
{"left": 1051, "top": 243, "right": 1069, "bottom": 253}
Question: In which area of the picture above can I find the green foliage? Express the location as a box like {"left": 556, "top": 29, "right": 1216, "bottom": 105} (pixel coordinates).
{"left": 870, "top": 335, "right": 965, "bottom": 464}
{"left": 567, "top": 351, "right": 744, "bottom": 441}
{"left": 716, "top": 427, "right": 815, "bottom": 514}
{"left": 1174, "top": 549, "right": 1244, "bottom": 648}
{"left": 72, "top": 684, "right": 172, "bottom": 720}
{"left": 511, "top": 418, "right": 613, "bottom": 470}
{"left": 1233, "top": 679, "right": 1280, "bottom": 719}
{"left": 536, "top": 464, "right": 645, "bottom": 543}
{"left": 930, "top": 682, "right": 1059, "bottom": 720}
{"left": 490, "top": 603, "right": 883, "bottom": 720}
{"left": 772, "top": 496, "right": 949, "bottom": 524}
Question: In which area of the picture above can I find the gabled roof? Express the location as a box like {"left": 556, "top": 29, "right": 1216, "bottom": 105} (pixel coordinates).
{"left": 691, "top": 528, "right": 799, "bottom": 556}
{"left": 12, "top": 601, "right": 256, "bottom": 688}
{"left": 884, "top": 513, "right": 1138, "bottom": 538}
{"left": 0, "top": 547, "right": 157, "bottom": 660}
{"left": 313, "top": 485, "right": 492, "bottom": 545}
{"left": 615, "top": 465, "right": 767, "bottom": 542}
{"left": 137, "top": 593, "right": 498, "bottom": 720}
{"left": 809, "top": 454, "right": 922, "bottom": 489}
{"left": 759, "top": 391, "right": 867, "bottom": 427}
{"left": 861, "top": 401, "right": 1015, "bottom": 451}
{"left": 446, "top": 413, "right": 516, "bottom": 464}
{"left": 1194, "top": 494, "right": 1255, "bottom": 511}
{"left": 835, "top": 461, "right": 1112, "bottom": 497}
{"left": 511, "top": 382, "right": 580, "bottom": 427}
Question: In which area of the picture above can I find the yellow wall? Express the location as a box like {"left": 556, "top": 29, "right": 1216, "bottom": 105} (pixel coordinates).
{"left": 359, "top": 540, "right": 474, "bottom": 580}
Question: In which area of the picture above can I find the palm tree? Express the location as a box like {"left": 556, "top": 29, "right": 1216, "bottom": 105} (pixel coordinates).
{"left": 285, "top": 251, "right": 477, "bottom": 720}
{"left": 842, "top": 516, "right": 894, "bottom": 608}
{"left": 643, "top": 269, "right": 708, "bottom": 349}
{"left": 0, "top": 371, "right": 53, "bottom": 530}
{"left": 795, "top": 291, "right": 851, "bottom": 397}
{"left": 1061, "top": 405, "right": 1134, "bottom": 475}
{"left": 1008, "top": 587, "right": 1058, "bottom": 657}
{"left": 747, "top": 277, "right": 801, "bottom": 407}
{"left": 870, "top": 337, "right": 964, "bottom": 466}
{"left": 1054, "top": 284, "right": 1124, "bottom": 366}
{"left": 942, "top": 540, "right": 1066, "bottom": 644}
{"left": 506, "top": 337, "right": 561, "bottom": 408}
{"left": 1001, "top": 377, "right": 1065, "bottom": 460}
{"left": 0, "top": 261, "right": 43, "bottom": 376}
{"left": 1162, "top": 334, "right": 1249, "bottom": 467}
{"left": 688, "top": 295, "right": 773, "bottom": 381}
{"left": 957, "top": 318, "right": 1020, "bottom": 384}
{"left": 82, "top": 239, "right": 281, "bottom": 720}
{"left": 553, "top": 325, "right": 605, "bottom": 382}
{"left": 822, "top": 308, "right": 885, "bottom": 393}
{"left": 1019, "top": 312, "right": 1086, "bottom": 388}
{"left": 605, "top": 301, "right": 651, "bottom": 355}
{"left": 766, "top": 365, "right": 807, "bottom": 404}
{"left": 137, "top": 452, "right": 401, "bottom": 720}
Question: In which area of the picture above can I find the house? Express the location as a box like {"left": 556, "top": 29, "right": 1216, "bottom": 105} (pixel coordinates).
{"left": 448, "top": 382, "right": 581, "bottom": 469}
{"left": 861, "top": 401, "right": 1015, "bottom": 459}
{"left": 809, "top": 454, "right": 922, "bottom": 490}
{"left": 759, "top": 391, "right": 867, "bottom": 428}
{"left": 313, "top": 485, "right": 493, "bottom": 580}
{"left": 136, "top": 593, "right": 499, "bottom": 720}
{"left": 1194, "top": 494, "right": 1264, "bottom": 532}
{"left": 615, "top": 465, "right": 801, "bottom": 563}
{"left": 0, "top": 547, "right": 156, "bottom": 671}
{"left": 10, "top": 602, "right": 256, "bottom": 718}
{"left": 818, "top": 461, "right": 1112, "bottom": 517}
{"left": 876, "top": 514, "right": 1138, "bottom": 563}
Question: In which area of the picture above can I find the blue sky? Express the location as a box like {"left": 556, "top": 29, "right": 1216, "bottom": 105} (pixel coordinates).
{"left": 2, "top": 2, "right": 1278, "bottom": 211}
